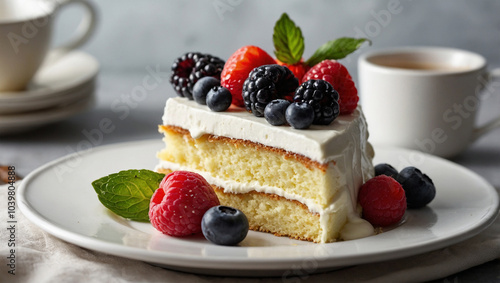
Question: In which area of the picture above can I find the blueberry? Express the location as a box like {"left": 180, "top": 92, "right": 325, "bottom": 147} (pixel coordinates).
{"left": 206, "top": 86, "right": 232, "bottom": 112}
{"left": 374, "top": 163, "right": 399, "bottom": 179}
{"left": 285, "top": 102, "right": 315, "bottom": 129}
{"left": 264, "top": 99, "right": 291, "bottom": 126}
{"left": 396, "top": 166, "right": 436, "bottom": 208}
{"left": 193, "top": 77, "right": 221, "bottom": 105}
{"left": 201, "top": 205, "right": 249, "bottom": 246}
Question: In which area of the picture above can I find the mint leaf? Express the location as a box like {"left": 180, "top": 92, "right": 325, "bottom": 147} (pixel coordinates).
{"left": 306, "top": 37, "right": 370, "bottom": 66}
{"left": 92, "top": 169, "right": 165, "bottom": 222}
{"left": 273, "top": 13, "right": 305, "bottom": 64}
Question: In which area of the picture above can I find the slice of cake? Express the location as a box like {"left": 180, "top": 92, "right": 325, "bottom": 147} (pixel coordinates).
{"left": 156, "top": 97, "right": 375, "bottom": 243}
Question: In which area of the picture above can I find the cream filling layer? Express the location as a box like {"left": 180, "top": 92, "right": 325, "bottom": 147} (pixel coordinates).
{"left": 156, "top": 161, "right": 374, "bottom": 241}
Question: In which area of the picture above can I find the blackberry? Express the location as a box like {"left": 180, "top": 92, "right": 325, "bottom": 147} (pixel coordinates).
{"left": 242, "top": 64, "right": 298, "bottom": 117}
{"left": 170, "top": 52, "right": 225, "bottom": 99}
{"left": 294, "top": 79, "right": 340, "bottom": 125}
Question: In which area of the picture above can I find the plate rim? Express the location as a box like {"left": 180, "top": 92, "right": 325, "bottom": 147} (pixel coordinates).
{"left": 17, "top": 139, "right": 500, "bottom": 274}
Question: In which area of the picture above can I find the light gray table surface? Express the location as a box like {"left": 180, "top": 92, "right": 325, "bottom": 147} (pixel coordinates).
{"left": 2, "top": 0, "right": 500, "bottom": 281}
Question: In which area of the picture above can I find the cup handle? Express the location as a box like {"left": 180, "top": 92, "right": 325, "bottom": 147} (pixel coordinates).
{"left": 52, "top": 0, "right": 97, "bottom": 53}
{"left": 471, "top": 68, "right": 500, "bottom": 142}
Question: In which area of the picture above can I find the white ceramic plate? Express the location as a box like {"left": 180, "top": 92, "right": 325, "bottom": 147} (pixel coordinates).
{"left": 18, "top": 140, "right": 499, "bottom": 277}
{"left": 0, "top": 51, "right": 99, "bottom": 114}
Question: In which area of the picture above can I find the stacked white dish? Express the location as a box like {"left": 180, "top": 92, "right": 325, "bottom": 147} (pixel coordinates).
{"left": 0, "top": 50, "right": 99, "bottom": 135}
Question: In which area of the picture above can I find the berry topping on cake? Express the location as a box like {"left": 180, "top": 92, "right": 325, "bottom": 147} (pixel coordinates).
{"left": 270, "top": 13, "right": 368, "bottom": 115}
{"left": 149, "top": 171, "right": 220, "bottom": 237}
{"left": 294, "top": 79, "right": 340, "bottom": 125}
{"left": 207, "top": 86, "right": 232, "bottom": 112}
{"left": 242, "top": 64, "right": 298, "bottom": 117}
{"left": 285, "top": 102, "right": 315, "bottom": 129}
{"left": 302, "top": 60, "right": 359, "bottom": 115}
{"left": 358, "top": 175, "right": 407, "bottom": 227}
{"left": 264, "top": 99, "right": 291, "bottom": 126}
{"left": 397, "top": 166, "right": 436, "bottom": 209}
{"left": 374, "top": 163, "right": 399, "bottom": 179}
{"left": 221, "top": 46, "right": 276, "bottom": 107}
{"left": 272, "top": 12, "right": 368, "bottom": 90}
{"left": 170, "top": 52, "right": 225, "bottom": 100}
{"left": 201, "top": 205, "right": 249, "bottom": 246}
{"left": 193, "top": 77, "right": 221, "bottom": 105}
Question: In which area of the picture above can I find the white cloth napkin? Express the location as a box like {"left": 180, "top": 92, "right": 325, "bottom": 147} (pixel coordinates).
{"left": 1, "top": 183, "right": 499, "bottom": 283}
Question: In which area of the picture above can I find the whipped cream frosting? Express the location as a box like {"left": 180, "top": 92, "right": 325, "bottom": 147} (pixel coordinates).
{"left": 160, "top": 97, "right": 375, "bottom": 241}
{"left": 162, "top": 97, "right": 371, "bottom": 163}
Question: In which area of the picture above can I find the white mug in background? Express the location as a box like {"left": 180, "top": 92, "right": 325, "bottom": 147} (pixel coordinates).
{"left": 0, "top": 0, "right": 96, "bottom": 92}
{"left": 358, "top": 47, "right": 500, "bottom": 158}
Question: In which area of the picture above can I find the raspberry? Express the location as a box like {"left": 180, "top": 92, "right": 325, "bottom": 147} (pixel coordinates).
{"left": 358, "top": 175, "right": 407, "bottom": 227}
{"left": 302, "top": 60, "right": 359, "bottom": 115}
{"left": 294, "top": 79, "right": 339, "bottom": 125}
{"left": 242, "top": 64, "right": 298, "bottom": 117}
{"left": 170, "top": 52, "right": 225, "bottom": 99}
{"left": 276, "top": 59, "right": 310, "bottom": 82}
{"left": 149, "top": 171, "right": 220, "bottom": 237}
{"left": 221, "top": 46, "right": 276, "bottom": 107}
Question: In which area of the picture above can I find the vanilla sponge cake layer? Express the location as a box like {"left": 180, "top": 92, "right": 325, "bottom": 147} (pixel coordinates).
{"left": 158, "top": 125, "right": 340, "bottom": 209}
{"left": 157, "top": 97, "right": 375, "bottom": 242}
{"left": 157, "top": 126, "right": 364, "bottom": 242}
{"left": 157, "top": 167, "right": 348, "bottom": 243}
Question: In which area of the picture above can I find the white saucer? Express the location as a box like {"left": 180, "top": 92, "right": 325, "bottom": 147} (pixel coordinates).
{"left": 0, "top": 50, "right": 99, "bottom": 114}
{"left": 0, "top": 86, "right": 95, "bottom": 135}
{"left": 17, "top": 140, "right": 500, "bottom": 277}
{"left": 0, "top": 80, "right": 95, "bottom": 115}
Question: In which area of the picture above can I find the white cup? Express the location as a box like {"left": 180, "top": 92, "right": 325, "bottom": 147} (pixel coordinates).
{"left": 358, "top": 46, "right": 500, "bottom": 158}
{"left": 0, "top": 0, "right": 96, "bottom": 92}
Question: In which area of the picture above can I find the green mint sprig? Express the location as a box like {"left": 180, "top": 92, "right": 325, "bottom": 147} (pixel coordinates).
{"left": 272, "top": 13, "right": 371, "bottom": 66}
{"left": 305, "top": 37, "right": 370, "bottom": 66}
{"left": 92, "top": 169, "right": 165, "bottom": 222}
{"left": 273, "top": 13, "right": 305, "bottom": 64}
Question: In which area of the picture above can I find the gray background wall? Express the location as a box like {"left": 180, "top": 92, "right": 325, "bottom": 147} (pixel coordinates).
{"left": 54, "top": 0, "right": 500, "bottom": 81}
